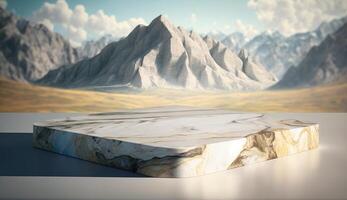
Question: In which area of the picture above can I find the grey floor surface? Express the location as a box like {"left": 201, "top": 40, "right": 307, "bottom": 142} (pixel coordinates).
{"left": 0, "top": 113, "right": 346, "bottom": 199}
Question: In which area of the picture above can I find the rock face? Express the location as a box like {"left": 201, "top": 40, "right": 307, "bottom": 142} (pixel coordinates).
{"left": 77, "top": 34, "right": 118, "bottom": 59}
{"left": 238, "top": 49, "right": 277, "bottom": 84}
{"left": 0, "top": 8, "right": 80, "bottom": 82}
{"left": 222, "top": 17, "right": 347, "bottom": 78}
{"left": 38, "top": 15, "right": 276, "bottom": 91}
{"left": 273, "top": 22, "right": 347, "bottom": 88}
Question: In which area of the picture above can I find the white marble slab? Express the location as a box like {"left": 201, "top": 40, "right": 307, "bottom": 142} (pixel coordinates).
{"left": 32, "top": 107, "right": 319, "bottom": 177}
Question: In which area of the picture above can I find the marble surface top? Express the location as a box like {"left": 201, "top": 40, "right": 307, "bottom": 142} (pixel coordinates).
{"left": 34, "top": 107, "right": 316, "bottom": 148}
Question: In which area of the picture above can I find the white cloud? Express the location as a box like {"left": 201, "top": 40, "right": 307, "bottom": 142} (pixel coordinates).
{"left": 87, "top": 10, "right": 145, "bottom": 38}
{"left": 248, "top": 0, "right": 347, "bottom": 36}
{"left": 64, "top": 24, "right": 87, "bottom": 43}
{"left": 31, "top": 0, "right": 146, "bottom": 46}
{"left": 33, "top": 0, "right": 72, "bottom": 24}
{"left": 0, "top": 0, "right": 7, "bottom": 9}
{"left": 234, "top": 19, "right": 258, "bottom": 39}
{"left": 70, "top": 5, "right": 88, "bottom": 28}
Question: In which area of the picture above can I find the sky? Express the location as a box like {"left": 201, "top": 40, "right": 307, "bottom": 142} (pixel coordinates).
{"left": 2, "top": 0, "right": 347, "bottom": 46}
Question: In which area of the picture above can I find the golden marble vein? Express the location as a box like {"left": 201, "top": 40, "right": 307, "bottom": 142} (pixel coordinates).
{"left": 32, "top": 107, "right": 319, "bottom": 177}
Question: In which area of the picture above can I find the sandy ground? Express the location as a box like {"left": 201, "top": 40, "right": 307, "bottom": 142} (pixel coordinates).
{"left": 1, "top": 77, "right": 347, "bottom": 112}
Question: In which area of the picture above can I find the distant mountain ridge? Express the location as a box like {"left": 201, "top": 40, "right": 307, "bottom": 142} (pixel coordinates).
{"left": 221, "top": 16, "right": 347, "bottom": 78}
{"left": 221, "top": 32, "right": 246, "bottom": 53}
{"left": 2, "top": 6, "right": 345, "bottom": 91}
{"left": 0, "top": 7, "right": 80, "bottom": 82}
{"left": 38, "top": 15, "right": 276, "bottom": 91}
{"left": 77, "top": 34, "right": 119, "bottom": 59}
{"left": 273, "top": 22, "right": 347, "bottom": 88}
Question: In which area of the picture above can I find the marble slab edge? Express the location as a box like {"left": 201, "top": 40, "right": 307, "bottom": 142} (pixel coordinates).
{"left": 32, "top": 120, "right": 319, "bottom": 178}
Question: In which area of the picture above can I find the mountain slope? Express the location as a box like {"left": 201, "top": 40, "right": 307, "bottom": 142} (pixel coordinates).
{"left": 274, "top": 22, "right": 347, "bottom": 88}
{"left": 38, "top": 15, "right": 276, "bottom": 91}
{"left": 0, "top": 8, "right": 80, "bottom": 82}
{"left": 236, "top": 17, "right": 347, "bottom": 78}
{"left": 204, "top": 36, "right": 276, "bottom": 85}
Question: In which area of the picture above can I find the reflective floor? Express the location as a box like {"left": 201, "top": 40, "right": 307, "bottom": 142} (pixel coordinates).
{"left": 0, "top": 133, "right": 143, "bottom": 177}
{"left": 0, "top": 113, "right": 346, "bottom": 199}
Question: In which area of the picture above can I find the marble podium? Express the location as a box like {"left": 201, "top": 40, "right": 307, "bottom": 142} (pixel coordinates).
{"left": 32, "top": 107, "right": 319, "bottom": 178}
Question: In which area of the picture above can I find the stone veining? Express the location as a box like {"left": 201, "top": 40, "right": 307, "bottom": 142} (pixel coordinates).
{"left": 32, "top": 107, "right": 319, "bottom": 177}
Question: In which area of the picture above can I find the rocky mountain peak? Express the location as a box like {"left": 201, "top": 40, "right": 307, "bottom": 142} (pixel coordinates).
{"left": 152, "top": 15, "right": 169, "bottom": 24}
{"left": 0, "top": 8, "right": 80, "bottom": 82}
{"left": 223, "top": 16, "right": 347, "bottom": 78}
{"left": 273, "top": 22, "right": 347, "bottom": 88}
{"left": 315, "top": 16, "right": 347, "bottom": 39}
{"left": 148, "top": 15, "right": 177, "bottom": 34}
{"left": 38, "top": 15, "right": 277, "bottom": 91}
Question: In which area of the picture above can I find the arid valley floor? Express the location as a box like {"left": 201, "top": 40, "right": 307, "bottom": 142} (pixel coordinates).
{"left": 1, "top": 77, "right": 346, "bottom": 112}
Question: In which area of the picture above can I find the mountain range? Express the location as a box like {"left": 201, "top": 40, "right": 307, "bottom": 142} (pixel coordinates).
{"left": 0, "top": 7, "right": 80, "bottom": 82}
{"left": 274, "top": 22, "right": 347, "bottom": 88}
{"left": 77, "top": 34, "right": 119, "bottom": 59}
{"left": 221, "top": 32, "right": 246, "bottom": 53}
{"left": 37, "top": 15, "right": 276, "bottom": 91}
{"left": 0, "top": 7, "right": 346, "bottom": 91}
{"left": 220, "top": 17, "right": 347, "bottom": 78}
